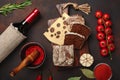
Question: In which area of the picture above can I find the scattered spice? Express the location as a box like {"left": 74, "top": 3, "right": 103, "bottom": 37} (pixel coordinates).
{"left": 25, "top": 45, "right": 45, "bottom": 66}
{"left": 94, "top": 63, "right": 112, "bottom": 80}
{"left": 0, "top": 0, "right": 32, "bottom": 16}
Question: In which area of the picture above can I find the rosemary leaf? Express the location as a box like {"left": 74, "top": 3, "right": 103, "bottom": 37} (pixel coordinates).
{"left": 0, "top": 0, "right": 32, "bottom": 16}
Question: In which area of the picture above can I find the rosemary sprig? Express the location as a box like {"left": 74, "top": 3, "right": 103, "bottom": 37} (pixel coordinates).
{"left": 0, "top": 0, "right": 32, "bottom": 16}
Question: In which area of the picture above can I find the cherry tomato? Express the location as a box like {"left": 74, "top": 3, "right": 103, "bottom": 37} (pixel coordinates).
{"left": 100, "top": 48, "right": 108, "bottom": 57}
{"left": 105, "top": 27, "right": 112, "bottom": 35}
{"left": 97, "top": 32, "right": 105, "bottom": 40}
{"left": 99, "top": 40, "right": 107, "bottom": 48}
{"left": 97, "top": 18, "right": 103, "bottom": 25}
{"left": 105, "top": 20, "right": 112, "bottom": 27}
{"left": 103, "top": 13, "right": 110, "bottom": 21}
{"left": 108, "top": 43, "right": 115, "bottom": 51}
{"left": 107, "top": 35, "right": 114, "bottom": 43}
{"left": 95, "top": 11, "right": 103, "bottom": 18}
{"left": 96, "top": 25, "right": 105, "bottom": 32}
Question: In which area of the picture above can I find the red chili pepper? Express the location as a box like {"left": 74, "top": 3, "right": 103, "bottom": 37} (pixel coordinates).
{"left": 48, "top": 76, "right": 53, "bottom": 80}
{"left": 48, "top": 69, "right": 53, "bottom": 80}
{"left": 36, "top": 72, "right": 42, "bottom": 80}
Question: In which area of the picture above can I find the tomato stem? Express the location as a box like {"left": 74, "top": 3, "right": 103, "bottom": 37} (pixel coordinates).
{"left": 109, "top": 48, "right": 112, "bottom": 60}
{"left": 102, "top": 19, "right": 112, "bottom": 60}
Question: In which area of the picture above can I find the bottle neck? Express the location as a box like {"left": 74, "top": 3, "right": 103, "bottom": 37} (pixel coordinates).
{"left": 23, "top": 8, "right": 40, "bottom": 25}
{"left": 14, "top": 8, "right": 40, "bottom": 35}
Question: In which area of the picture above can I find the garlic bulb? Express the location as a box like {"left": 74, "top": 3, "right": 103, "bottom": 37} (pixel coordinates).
{"left": 80, "top": 53, "right": 94, "bottom": 67}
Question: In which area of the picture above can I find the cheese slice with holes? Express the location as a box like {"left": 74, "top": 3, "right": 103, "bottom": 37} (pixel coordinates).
{"left": 44, "top": 13, "right": 70, "bottom": 45}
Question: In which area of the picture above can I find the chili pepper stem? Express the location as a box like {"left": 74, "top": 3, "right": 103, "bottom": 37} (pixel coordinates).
{"left": 48, "top": 69, "right": 52, "bottom": 75}
{"left": 48, "top": 69, "right": 53, "bottom": 80}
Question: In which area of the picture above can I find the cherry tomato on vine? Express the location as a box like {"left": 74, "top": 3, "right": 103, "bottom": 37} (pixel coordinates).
{"left": 97, "top": 32, "right": 105, "bottom": 40}
{"left": 107, "top": 35, "right": 114, "bottom": 43}
{"left": 108, "top": 43, "right": 115, "bottom": 51}
{"left": 95, "top": 11, "right": 103, "bottom": 18}
{"left": 100, "top": 48, "right": 109, "bottom": 57}
{"left": 96, "top": 25, "right": 105, "bottom": 32}
{"left": 103, "top": 13, "right": 110, "bottom": 21}
{"left": 99, "top": 40, "right": 107, "bottom": 48}
{"left": 105, "top": 20, "right": 112, "bottom": 27}
{"left": 97, "top": 18, "right": 103, "bottom": 25}
{"left": 105, "top": 27, "right": 112, "bottom": 35}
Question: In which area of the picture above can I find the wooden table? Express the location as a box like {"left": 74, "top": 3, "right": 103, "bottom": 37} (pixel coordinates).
{"left": 0, "top": 0, "right": 120, "bottom": 80}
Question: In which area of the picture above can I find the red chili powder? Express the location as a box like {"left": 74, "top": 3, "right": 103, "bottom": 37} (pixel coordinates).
{"left": 25, "top": 45, "right": 45, "bottom": 66}
{"left": 94, "top": 63, "right": 112, "bottom": 80}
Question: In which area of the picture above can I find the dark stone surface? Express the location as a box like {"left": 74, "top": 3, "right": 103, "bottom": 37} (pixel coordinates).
{"left": 0, "top": 0, "right": 120, "bottom": 80}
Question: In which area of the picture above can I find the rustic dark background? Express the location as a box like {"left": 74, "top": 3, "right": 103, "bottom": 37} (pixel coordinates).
{"left": 0, "top": 0, "right": 120, "bottom": 80}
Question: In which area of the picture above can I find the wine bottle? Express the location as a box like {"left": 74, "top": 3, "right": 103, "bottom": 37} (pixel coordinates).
{"left": 0, "top": 8, "right": 40, "bottom": 63}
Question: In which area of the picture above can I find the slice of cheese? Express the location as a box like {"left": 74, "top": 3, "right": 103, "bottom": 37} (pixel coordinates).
{"left": 44, "top": 13, "right": 70, "bottom": 45}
